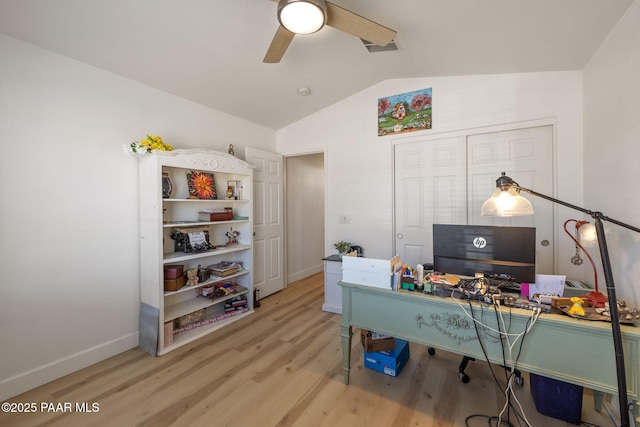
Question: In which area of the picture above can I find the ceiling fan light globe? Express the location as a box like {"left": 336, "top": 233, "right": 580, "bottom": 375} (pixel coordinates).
{"left": 278, "top": 0, "right": 326, "bottom": 35}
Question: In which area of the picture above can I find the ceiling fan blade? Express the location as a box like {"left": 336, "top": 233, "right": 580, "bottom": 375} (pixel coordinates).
{"left": 326, "top": 2, "right": 396, "bottom": 47}
{"left": 263, "top": 25, "right": 295, "bottom": 63}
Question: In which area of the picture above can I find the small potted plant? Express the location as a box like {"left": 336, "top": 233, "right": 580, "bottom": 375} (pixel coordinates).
{"left": 333, "top": 241, "right": 352, "bottom": 255}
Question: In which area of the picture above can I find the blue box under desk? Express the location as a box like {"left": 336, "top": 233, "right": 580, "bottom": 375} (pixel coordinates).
{"left": 364, "top": 339, "right": 410, "bottom": 377}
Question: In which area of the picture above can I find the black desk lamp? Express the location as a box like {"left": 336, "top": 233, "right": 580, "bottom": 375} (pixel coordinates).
{"left": 481, "top": 172, "right": 640, "bottom": 427}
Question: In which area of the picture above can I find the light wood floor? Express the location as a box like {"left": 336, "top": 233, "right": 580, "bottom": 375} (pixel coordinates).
{"left": 2, "top": 272, "right": 615, "bottom": 427}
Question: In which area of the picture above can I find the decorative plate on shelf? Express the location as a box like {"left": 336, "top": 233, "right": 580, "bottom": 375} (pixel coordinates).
{"left": 186, "top": 170, "right": 217, "bottom": 200}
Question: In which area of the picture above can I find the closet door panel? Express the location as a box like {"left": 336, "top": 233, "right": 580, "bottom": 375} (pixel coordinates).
{"left": 467, "top": 125, "right": 554, "bottom": 274}
{"left": 394, "top": 137, "right": 467, "bottom": 267}
{"left": 394, "top": 125, "right": 554, "bottom": 274}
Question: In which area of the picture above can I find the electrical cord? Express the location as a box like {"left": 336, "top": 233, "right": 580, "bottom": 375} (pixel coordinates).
{"left": 449, "top": 293, "right": 540, "bottom": 340}
{"left": 464, "top": 413, "right": 514, "bottom": 426}
{"left": 453, "top": 294, "right": 541, "bottom": 427}
{"left": 492, "top": 300, "right": 518, "bottom": 426}
{"left": 495, "top": 302, "right": 538, "bottom": 427}
{"left": 468, "top": 301, "right": 529, "bottom": 427}
{"left": 467, "top": 302, "right": 517, "bottom": 426}
{"left": 485, "top": 301, "right": 531, "bottom": 427}
{"left": 452, "top": 291, "right": 603, "bottom": 427}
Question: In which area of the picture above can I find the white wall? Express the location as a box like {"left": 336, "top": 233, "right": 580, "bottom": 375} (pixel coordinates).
{"left": 285, "top": 153, "right": 325, "bottom": 283}
{"left": 4, "top": 0, "right": 638, "bottom": 400}
{"left": 0, "top": 34, "right": 275, "bottom": 400}
{"left": 277, "top": 72, "right": 585, "bottom": 279}
{"left": 583, "top": 0, "right": 640, "bottom": 307}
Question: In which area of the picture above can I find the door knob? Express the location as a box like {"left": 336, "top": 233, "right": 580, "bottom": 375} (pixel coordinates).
{"left": 397, "top": 233, "right": 403, "bottom": 239}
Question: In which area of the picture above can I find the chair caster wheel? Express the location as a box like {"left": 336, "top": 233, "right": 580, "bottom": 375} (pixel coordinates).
{"left": 428, "top": 347, "right": 435, "bottom": 355}
{"left": 459, "top": 373, "right": 470, "bottom": 383}
{"left": 514, "top": 375, "right": 524, "bottom": 386}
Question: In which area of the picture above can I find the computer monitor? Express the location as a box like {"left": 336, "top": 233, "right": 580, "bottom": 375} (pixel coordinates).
{"left": 432, "top": 224, "right": 536, "bottom": 283}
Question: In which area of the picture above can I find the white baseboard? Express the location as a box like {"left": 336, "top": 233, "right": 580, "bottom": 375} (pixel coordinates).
{"left": 287, "top": 264, "right": 323, "bottom": 284}
{"left": 322, "top": 303, "right": 342, "bottom": 314}
{"left": 0, "top": 332, "right": 139, "bottom": 401}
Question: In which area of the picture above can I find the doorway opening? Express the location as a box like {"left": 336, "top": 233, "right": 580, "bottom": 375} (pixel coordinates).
{"left": 285, "top": 152, "right": 325, "bottom": 284}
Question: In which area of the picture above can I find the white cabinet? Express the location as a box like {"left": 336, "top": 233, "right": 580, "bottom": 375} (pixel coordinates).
{"left": 139, "top": 149, "right": 254, "bottom": 355}
{"left": 322, "top": 255, "right": 342, "bottom": 314}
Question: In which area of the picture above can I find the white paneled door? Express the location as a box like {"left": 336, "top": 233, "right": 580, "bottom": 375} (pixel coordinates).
{"left": 245, "top": 147, "right": 285, "bottom": 299}
{"left": 394, "top": 125, "right": 554, "bottom": 274}
{"left": 394, "top": 136, "right": 467, "bottom": 267}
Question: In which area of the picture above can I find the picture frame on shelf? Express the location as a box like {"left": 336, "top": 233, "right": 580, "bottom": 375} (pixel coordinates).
{"left": 187, "top": 170, "right": 217, "bottom": 200}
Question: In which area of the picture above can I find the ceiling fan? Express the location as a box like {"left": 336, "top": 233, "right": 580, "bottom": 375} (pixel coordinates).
{"left": 263, "top": 0, "right": 397, "bottom": 63}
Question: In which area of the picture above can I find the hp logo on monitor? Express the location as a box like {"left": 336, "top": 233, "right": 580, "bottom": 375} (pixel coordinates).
{"left": 473, "top": 236, "right": 487, "bottom": 249}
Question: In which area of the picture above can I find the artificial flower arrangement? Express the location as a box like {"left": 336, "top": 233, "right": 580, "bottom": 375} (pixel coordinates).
{"left": 124, "top": 134, "right": 173, "bottom": 156}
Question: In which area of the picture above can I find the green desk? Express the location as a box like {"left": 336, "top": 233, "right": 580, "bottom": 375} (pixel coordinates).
{"left": 339, "top": 281, "right": 640, "bottom": 417}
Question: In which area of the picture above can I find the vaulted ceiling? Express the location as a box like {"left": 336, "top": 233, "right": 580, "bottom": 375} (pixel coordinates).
{"left": 0, "top": 0, "right": 633, "bottom": 130}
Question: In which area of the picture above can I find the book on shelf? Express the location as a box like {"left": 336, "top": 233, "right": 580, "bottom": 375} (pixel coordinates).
{"left": 211, "top": 269, "right": 237, "bottom": 277}
{"left": 198, "top": 208, "right": 233, "bottom": 222}
{"left": 209, "top": 261, "right": 243, "bottom": 277}
{"left": 173, "top": 308, "right": 249, "bottom": 334}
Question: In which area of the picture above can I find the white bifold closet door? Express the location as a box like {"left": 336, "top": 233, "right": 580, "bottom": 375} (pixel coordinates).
{"left": 394, "top": 125, "right": 554, "bottom": 274}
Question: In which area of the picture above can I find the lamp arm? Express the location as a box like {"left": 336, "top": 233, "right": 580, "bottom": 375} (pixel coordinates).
{"left": 514, "top": 183, "right": 639, "bottom": 426}
{"left": 599, "top": 214, "right": 640, "bottom": 234}
{"left": 514, "top": 185, "right": 640, "bottom": 233}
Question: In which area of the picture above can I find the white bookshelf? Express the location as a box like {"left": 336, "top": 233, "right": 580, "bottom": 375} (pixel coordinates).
{"left": 138, "top": 149, "right": 254, "bottom": 355}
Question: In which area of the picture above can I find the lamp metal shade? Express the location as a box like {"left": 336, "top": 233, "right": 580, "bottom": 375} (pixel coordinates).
{"left": 278, "top": 0, "right": 327, "bottom": 34}
{"left": 481, "top": 187, "right": 535, "bottom": 217}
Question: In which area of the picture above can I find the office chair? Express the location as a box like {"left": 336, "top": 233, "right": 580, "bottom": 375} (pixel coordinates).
{"left": 427, "top": 347, "right": 524, "bottom": 385}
